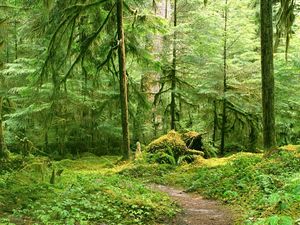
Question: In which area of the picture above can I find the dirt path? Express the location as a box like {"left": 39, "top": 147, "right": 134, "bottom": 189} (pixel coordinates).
{"left": 151, "top": 184, "right": 234, "bottom": 225}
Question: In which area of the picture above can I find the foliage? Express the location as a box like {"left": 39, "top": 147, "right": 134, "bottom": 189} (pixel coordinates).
{"left": 119, "top": 162, "right": 175, "bottom": 184}
{"left": 0, "top": 0, "right": 300, "bottom": 157}
{"left": 168, "top": 149, "right": 300, "bottom": 224}
{"left": 0, "top": 153, "right": 24, "bottom": 174}
{"left": 0, "top": 0, "right": 167, "bottom": 158}
{"left": 0, "top": 0, "right": 300, "bottom": 224}
{"left": 0, "top": 155, "right": 177, "bottom": 225}
{"left": 121, "top": 148, "right": 300, "bottom": 224}
{"left": 275, "top": 54, "right": 300, "bottom": 146}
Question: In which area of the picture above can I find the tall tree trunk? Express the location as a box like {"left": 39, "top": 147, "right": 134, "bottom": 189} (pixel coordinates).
{"left": 0, "top": 96, "right": 6, "bottom": 158}
{"left": 220, "top": 0, "right": 228, "bottom": 155}
{"left": 212, "top": 100, "right": 217, "bottom": 147}
{"left": 6, "top": 25, "right": 9, "bottom": 63}
{"left": 117, "top": 0, "right": 130, "bottom": 159}
{"left": 261, "top": 0, "right": 276, "bottom": 149}
{"left": 137, "top": 0, "right": 171, "bottom": 142}
{"left": 170, "top": 0, "right": 177, "bottom": 130}
{"left": 14, "top": 0, "right": 18, "bottom": 60}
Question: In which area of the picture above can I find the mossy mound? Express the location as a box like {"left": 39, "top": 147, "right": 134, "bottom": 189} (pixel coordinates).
{"left": 182, "top": 131, "right": 218, "bottom": 158}
{"left": 146, "top": 130, "right": 187, "bottom": 160}
{"left": 182, "top": 131, "right": 203, "bottom": 150}
{"left": 181, "top": 131, "right": 200, "bottom": 142}
{"left": 279, "top": 144, "right": 300, "bottom": 152}
{"left": 146, "top": 130, "right": 207, "bottom": 164}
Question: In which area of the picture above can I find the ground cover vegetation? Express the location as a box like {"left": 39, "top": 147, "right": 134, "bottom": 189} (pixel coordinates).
{"left": 121, "top": 145, "right": 300, "bottom": 224}
{"left": 0, "top": 0, "right": 300, "bottom": 224}
{"left": 0, "top": 155, "right": 177, "bottom": 224}
{"left": 0, "top": 146, "right": 299, "bottom": 224}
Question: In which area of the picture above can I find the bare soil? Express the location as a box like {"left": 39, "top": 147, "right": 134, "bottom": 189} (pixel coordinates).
{"left": 151, "top": 184, "right": 234, "bottom": 225}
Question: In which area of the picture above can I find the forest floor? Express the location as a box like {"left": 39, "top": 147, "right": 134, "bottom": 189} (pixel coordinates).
{"left": 150, "top": 184, "right": 234, "bottom": 225}
{"left": 0, "top": 146, "right": 299, "bottom": 224}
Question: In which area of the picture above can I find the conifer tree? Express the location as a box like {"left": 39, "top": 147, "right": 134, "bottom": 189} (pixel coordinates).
{"left": 261, "top": 0, "right": 276, "bottom": 149}
{"left": 117, "top": 0, "right": 130, "bottom": 159}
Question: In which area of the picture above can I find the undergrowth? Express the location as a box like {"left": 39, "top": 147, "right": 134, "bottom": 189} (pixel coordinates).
{"left": 122, "top": 148, "right": 300, "bottom": 225}
{"left": 187, "top": 151, "right": 300, "bottom": 224}
{"left": 0, "top": 155, "right": 176, "bottom": 225}
{"left": 1, "top": 147, "right": 299, "bottom": 225}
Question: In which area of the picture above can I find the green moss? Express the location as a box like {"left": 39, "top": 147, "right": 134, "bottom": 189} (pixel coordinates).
{"left": 146, "top": 131, "right": 188, "bottom": 164}
{"left": 164, "top": 152, "right": 300, "bottom": 224}
{"left": 147, "top": 130, "right": 187, "bottom": 157}
{"left": 181, "top": 131, "right": 200, "bottom": 143}
{"left": 0, "top": 156, "right": 177, "bottom": 225}
{"left": 123, "top": 151, "right": 300, "bottom": 224}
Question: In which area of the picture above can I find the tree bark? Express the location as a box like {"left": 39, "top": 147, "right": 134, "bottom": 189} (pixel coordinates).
{"left": 261, "top": 0, "right": 276, "bottom": 149}
{"left": 212, "top": 100, "right": 217, "bottom": 147}
{"left": 0, "top": 96, "right": 6, "bottom": 159}
{"left": 137, "top": 0, "right": 171, "bottom": 142}
{"left": 220, "top": 0, "right": 228, "bottom": 155}
{"left": 14, "top": 0, "right": 18, "bottom": 60}
{"left": 170, "top": 0, "right": 177, "bottom": 130}
{"left": 117, "top": 0, "right": 130, "bottom": 159}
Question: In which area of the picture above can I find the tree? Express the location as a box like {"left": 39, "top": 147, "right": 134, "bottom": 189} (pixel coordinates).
{"left": 117, "top": 0, "right": 130, "bottom": 159}
{"left": 170, "top": 0, "right": 177, "bottom": 130}
{"left": 0, "top": 97, "right": 6, "bottom": 159}
{"left": 274, "top": 0, "right": 296, "bottom": 61}
{"left": 136, "top": 0, "right": 170, "bottom": 142}
{"left": 220, "top": 0, "right": 228, "bottom": 155}
{"left": 261, "top": 0, "right": 276, "bottom": 149}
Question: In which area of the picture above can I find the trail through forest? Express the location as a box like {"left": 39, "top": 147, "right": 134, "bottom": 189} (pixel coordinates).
{"left": 151, "top": 184, "right": 234, "bottom": 225}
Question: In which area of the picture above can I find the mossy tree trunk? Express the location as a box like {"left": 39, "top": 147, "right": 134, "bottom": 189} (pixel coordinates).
{"left": 220, "top": 0, "right": 228, "bottom": 155}
{"left": 14, "top": 0, "right": 18, "bottom": 60}
{"left": 261, "top": 0, "right": 276, "bottom": 149}
{"left": 0, "top": 96, "right": 6, "bottom": 159}
{"left": 170, "top": 0, "right": 177, "bottom": 130}
{"left": 117, "top": 0, "right": 130, "bottom": 159}
{"left": 137, "top": 0, "right": 171, "bottom": 142}
{"left": 212, "top": 100, "right": 217, "bottom": 147}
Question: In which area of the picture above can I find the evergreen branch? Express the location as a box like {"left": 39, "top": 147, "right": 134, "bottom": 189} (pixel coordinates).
{"left": 55, "top": 15, "right": 80, "bottom": 70}
{"left": 107, "top": 63, "right": 116, "bottom": 79}
{"left": 177, "top": 94, "right": 197, "bottom": 107}
{"left": 40, "top": 12, "right": 79, "bottom": 83}
{"left": 128, "top": 76, "right": 149, "bottom": 109}
{"left": 110, "top": 56, "right": 119, "bottom": 79}
{"left": 66, "top": 19, "right": 76, "bottom": 59}
{"left": 60, "top": 4, "right": 115, "bottom": 84}
{"left": 227, "top": 34, "right": 241, "bottom": 50}
{"left": 99, "top": 31, "right": 118, "bottom": 73}
{"left": 176, "top": 77, "right": 195, "bottom": 89}
{"left": 124, "top": 2, "right": 138, "bottom": 14}
{"left": 0, "top": 5, "right": 29, "bottom": 10}
{"left": 274, "top": 0, "right": 296, "bottom": 60}
{"left": 153, "top": 82, "right": 165, "bottom": 106}
{"left": 97, "top": 47, "right": 116, "bottom": 71}
{"left": 64, "top": 0, "right": 109, "bottom": 13}
{"left": 0, "top": 18, "right": 7, "bottom": 25}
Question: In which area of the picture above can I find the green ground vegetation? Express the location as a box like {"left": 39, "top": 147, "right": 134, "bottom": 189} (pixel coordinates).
{"left": 1, "top": 145, "right": 299, "bottom": 225}
{"left": 122, "top": 145, "right": 300, "bottom": 225}
{"left": 0, "top": 155, "right": 177, "bottom": 225}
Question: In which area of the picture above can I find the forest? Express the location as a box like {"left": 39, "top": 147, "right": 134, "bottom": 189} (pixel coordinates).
{"left": 0, "top": 0, "right": 300, "bottom": 224}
